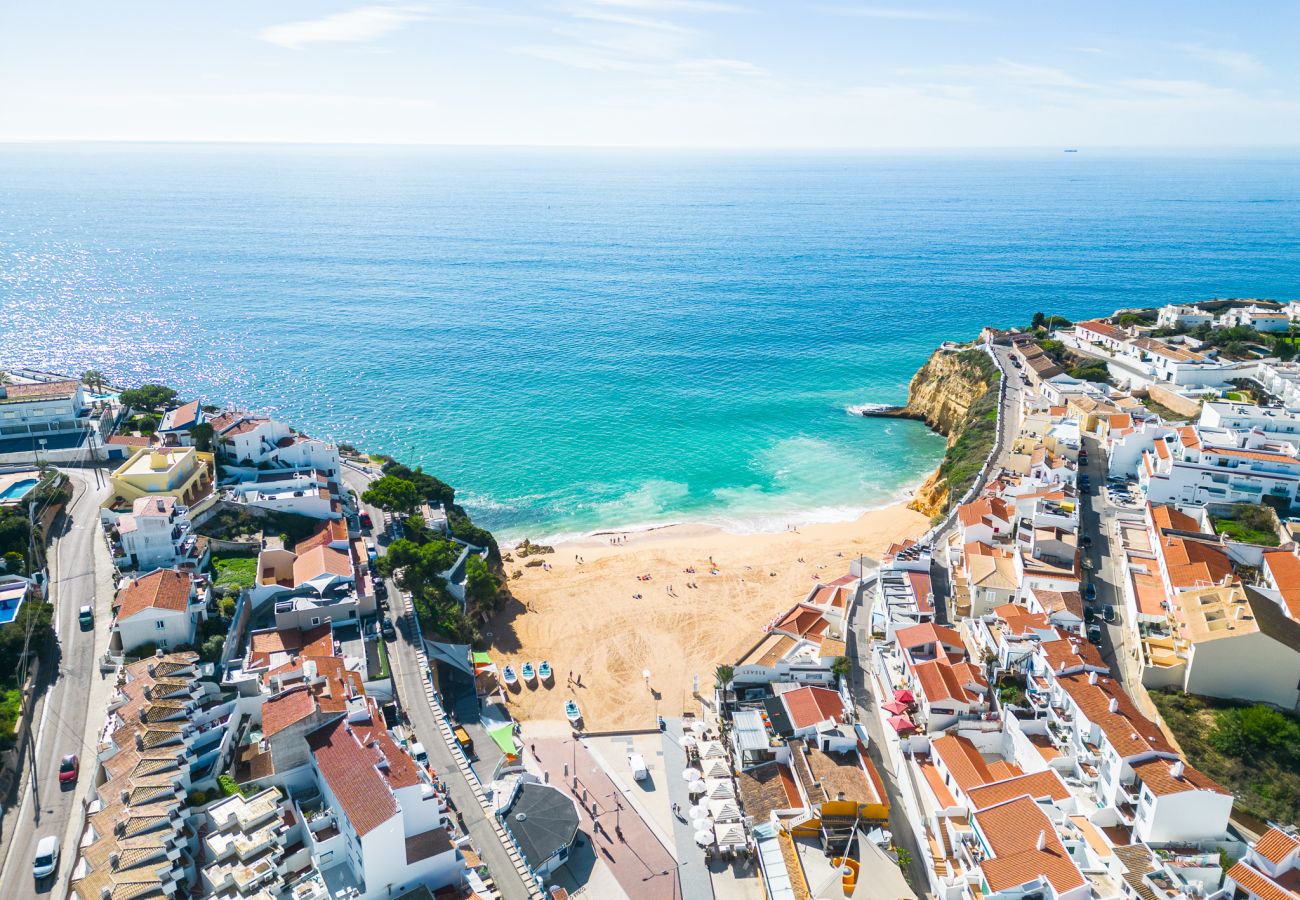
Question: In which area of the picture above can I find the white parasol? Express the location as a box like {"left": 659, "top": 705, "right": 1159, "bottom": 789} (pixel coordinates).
{"left": 681, "top": 767, "right": 701, "bottom": 782}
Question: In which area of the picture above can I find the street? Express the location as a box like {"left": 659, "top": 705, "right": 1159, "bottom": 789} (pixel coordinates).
{"left": 0, "top": 468, "right": 114, "bottom": 900}
{"left": 341, "top": 465, "right": 537, "bottom": 900}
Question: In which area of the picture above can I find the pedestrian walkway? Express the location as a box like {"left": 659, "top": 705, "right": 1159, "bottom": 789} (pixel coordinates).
{"left": 531, "top": 736, "right": 682, "bottom": 900}
{"left": 661, "top": 719, "right": 717, "bottom": 900}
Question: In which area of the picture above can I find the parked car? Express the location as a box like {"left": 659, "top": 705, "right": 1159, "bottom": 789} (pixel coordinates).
{"left": 78, "top": 605, "right": 93, "bottom": 628}
{"left": 1087, "top": 623, "right": 1103, "bottom": 645}
{"left": 381, "top": 618, "right": 396, "bottom": 641}
{"left": 58, "top": 753, "right": 78, "bottom": 785}
{"left": 628, "top": 753, "right": 649, "bottom": 781}
{"left": 374, "top": 580, "right": 388, "bottom": 599}
{"left": 33, "top": 835, "right": 59, "bottom": 880}
{"left": 359, "top": 511, "right": 373, "bottom": 530}
{"left": 1084, "top": 606, "right": 1096, "bottom": 624}
{"left": 1104, "top": 605, "right": 1117, "bottom": 624}
{"left": 1084, "top": 583, "right": 1097, "bottom": 602}
{"left": 1080, "top": 535, "right": 1093, "bottom": 548}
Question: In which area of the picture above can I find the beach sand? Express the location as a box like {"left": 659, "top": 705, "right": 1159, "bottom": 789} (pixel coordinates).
{"left": 486, "top": 502, "right": 931, "bottom": 731}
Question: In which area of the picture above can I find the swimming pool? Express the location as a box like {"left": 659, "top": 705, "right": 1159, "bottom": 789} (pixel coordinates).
{"left": 0, "top": 478, "right": 38, "bottom": 502}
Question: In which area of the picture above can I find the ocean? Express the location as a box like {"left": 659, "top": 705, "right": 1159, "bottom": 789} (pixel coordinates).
{"left": 2, "top": 145, "right": 1298, "bottom": 540}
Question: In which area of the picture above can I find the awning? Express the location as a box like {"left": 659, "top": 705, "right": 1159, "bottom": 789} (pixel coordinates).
{"left": 487, "top": 722, "right": 519, "bottom": 756}
{"left": 698, "top": 740, "right": 727, "bottom": 759}
{"left": 705, "top": 779, "right": 736, "bottom": 800}
{"left": 472, "top": 651, "right": 493, "bottom": 670}
{"left": 881, "top": 699, "right": 909, "bottom": 715}
{"left": 893, "top": 688, "right": 915, "bottom": 704}
{"left": 714, "top": 821, "right": 747, "bottom": 847}
{"left": 702, "top": 758, "right": 731, "bottom": 779}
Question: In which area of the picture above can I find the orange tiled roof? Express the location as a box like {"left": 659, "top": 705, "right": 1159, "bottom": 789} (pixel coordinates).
{"left": 781, "top": 686, "right": 844, "bottom": 730}
{"left": 1161, "top": 537, "right": 1233, "bottom": 589}
{"left": 930, "top": 734, "right": 994, "bottom": 794}
{"left": 895, "top": 622, "right": 963, "bottom": 653}
{"left": 1056, "top": 671, "right": 1174, "bottom": 758}
{"left": 295, "top": 519, "right": 350, "bottom": 554}
{"left": 968, "top": 770, "right": 1069, "bottom": 811}
{"left": 262, "top": 684, "right": 319, "bottom": 737}
{"left": 293, "top": 545, "right": 353, "bottom": 584}
{"left": 307, "top": 717, "right": 400, "bottom": 836}
{"left": 115, "top": 570, "right": 192, "bottom": 620}
{"left": 1228, "top": 861, "right": 1297, "bottom": 900}
{"left": 1263, "top": 552, "right": 1300, "bottom": 620}
{"left": 1254, "top": 828, "right": 1300, "bottom": 866}
{"left": 1211, "top": 447, "right": 1300, "bottom": 466}
{"left": 913, "top": 659, "right": 985, "bottom": 706}
{"left": 1130, "top": 756, "right": 1227, "bottom": 797}
{"left": 976, "top": 796, "right": 1085, "bottom": 894}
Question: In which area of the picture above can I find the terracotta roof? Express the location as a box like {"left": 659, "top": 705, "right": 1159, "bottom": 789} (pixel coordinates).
{"left": 1150, "top": 500, "right": 1212, "bottom": 536}
{"left": 1030, "top": 588, "right": 1084, "bottom": 620}
{"left": 1109, "top": 414, "right": 1134, "bottom": 430}
{"left": 967, "top": 770, "right": 1070, "bottom": 811}
{"left": 307, "top": 717, "right": 400, "bottom": 837}
{"left": 930, "top": 734, "right": 995, "bottom": 794}
{"left": 1228, "top": 861, "right": 1299, "bottom": 900}
{"left": 293, "top": 545, "right": 353, "bottom": 584}
{"left": 995, "top": 606, "right": 1053, "bottom": 636}
{"left": 969, "top": 554, "right": 1019, "bottom": 591}
{"left": 908, "top": 571, "right": 934, "bottom": 613}
{"left": 912, "top": 659, "right": 985, "bottom": 706}
{"left": 894, "top": 622, "right": 963, "bottom": 653}
{"left": 262, "top": 685, "right": 320, "bottom": 737}
{"left": 132, "top": 495, "right": 176, "bottom": 517}
{"left": 1077, "top": 319, "right": 1128, "bottom": 341}
{"left": 294, "top": 518, "right": 350, "bottom": 554}
{"left": 1056, "top": 671, "right": 1175, "bottom": 758}
{"left": 1, "top": 379, "right": 79, "bottom": 400}
{"left": 975, "top": 796, "right": 1085, "bottom": 894}
{"left": 1161, "top": 537, "right": 1234, "bottom": 589}
{"left": 1254, "top": 828, "right": 1300, "bottom": 866}
{"left": 1177, "top": 426, "right": 1201, "bottom": 449}
{"left": 736, "top": 763, "right": 801, "bottom": 823}
{"left": 160, "top": 400, "right": 200, "bottom": 431}
{"left": 1130, "top": 756, "right": 1227, "bottom": 797}
{"left": 1040, "top": 634, "right": 1107, "bottom": 672}
{"left": 115, "top": 570, "right": 192, "bottom": 620}
{"left": 1263, "top": 552, "right": 1300, "bottom": 620}
{"left": 248, "top": 624, "right": 333, "bottom": 669}
{"left": 781, "top": 686, "right": 845, "bottom": 730}
{"left": 959, "top": 497, "right": 1011, "bottom": 529}
{"left": 1211, "top": 447, "right": 1300, "bottom": 466}
{"left": 405, "top": 828, "right": 453, "bottom": 865}
{"left": 776, "top": 605, "right": 823, "bottom": 638}
{"left": 107, "top": 434, "right": 152, "bottom": 447}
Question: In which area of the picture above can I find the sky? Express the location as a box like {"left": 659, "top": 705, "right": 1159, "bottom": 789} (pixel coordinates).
{"left": 2, "top": 1, "right": 1298, "bottom": 147}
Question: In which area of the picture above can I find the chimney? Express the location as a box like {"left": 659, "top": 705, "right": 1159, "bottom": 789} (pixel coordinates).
{"left": 1108, "top": 698, "right": 1119, "bottom": 714}
{"left": 1087, "top": 671, "right": 1098, "bottom": 685}
{"left": 109, "top": 851, "right": 120, "bottom": 870}
{"left": 1036, "top": 830, "right": 1048, "bottom": 851}
{"left": 1170, "top": 760, "right": 1185, "bottom": 780}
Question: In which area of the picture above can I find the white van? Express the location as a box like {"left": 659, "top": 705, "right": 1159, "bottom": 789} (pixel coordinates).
{"left": 627, "top": 753, "right": 648, "bottom": 781}
{"left": 33, "top": 834, "right": 59, "bottom": 879}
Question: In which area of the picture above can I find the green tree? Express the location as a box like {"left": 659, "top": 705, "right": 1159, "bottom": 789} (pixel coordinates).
{"left": 1210, "top": 704, "right": 1300, "bottom": 760}
{"left": 380, "top": 538, "right": 460, "bottom": 595}
{"left": 0, "top": 601, "right": 55, "bottom": 679}
{"left": 361, "top": 475, "right": 421, "bottom": 515}
{"left": 714, "top": 664, "right": 734, "bottom": 689}
{"left": 464, "top": 554, "right": 500, "bottom": 610}
{"left": 831, "top": 656, "right": 851, "bottom": 682}
{"left": 118, "top": 383, "right": 179, "bottom": 412}
{"left": 191, "top": 422, "right": 214, "bottom": 452}
{"left": 81, "top": 370, "right": 106, "bottom": 393}
{"left": 1030, "top": 312, "right": 1046, "bottom": 330}
{"left": 379, "top": 461, "right": 456, "bottom": 509}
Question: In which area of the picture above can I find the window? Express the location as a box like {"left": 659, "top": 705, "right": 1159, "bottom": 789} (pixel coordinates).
{"left": 156, "top": 621, "right": 166, "bottom": 630}
{"left": 311, "top": 616, "right": 321, "bottom": 626}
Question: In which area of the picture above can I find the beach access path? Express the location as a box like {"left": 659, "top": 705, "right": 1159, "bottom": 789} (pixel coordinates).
{"left": 342, "top": 464, "right": 539, "bottom": 900}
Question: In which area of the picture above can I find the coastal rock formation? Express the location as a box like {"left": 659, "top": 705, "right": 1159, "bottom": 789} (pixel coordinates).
{"left": 898, "top": 347, "right": 999, "bottom": 517}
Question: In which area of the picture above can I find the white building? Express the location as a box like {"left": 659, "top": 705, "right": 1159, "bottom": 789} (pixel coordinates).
{"left": 109, "top": 495, "right": 203, "bottom": 572}
{"left": 1139, "top": 426, "right": 1300, "bottom": 507}
{"left": 212, "top": 411, "right": 341, "bottom": 477}
{"left": 1224, "top": 827, "right": 1300, "bottom": 900}
{"left": 111, "top": 568, "right": 207, "bottom": 653}
{"left": 1156, "top": 304, "right": 1214, "bottom": 331}
{"left": 1200, "top": 400, "right": 1300, "bottom": 439}
{"left": 1217, "top": 304, "right": 1292, "bottom": 333}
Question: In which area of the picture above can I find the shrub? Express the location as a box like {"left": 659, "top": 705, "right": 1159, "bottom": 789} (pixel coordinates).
{"left": 217, "top": 774, "right": 243, "bottom": 797}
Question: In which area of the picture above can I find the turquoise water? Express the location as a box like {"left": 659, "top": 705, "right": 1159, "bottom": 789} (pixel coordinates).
{"left": 0, "top": 478, "right": 39, "bottom": 501}
{"left": 2, "top": 146, "right": 1299, "bottom": 539}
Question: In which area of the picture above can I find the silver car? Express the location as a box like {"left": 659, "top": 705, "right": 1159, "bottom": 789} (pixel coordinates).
{"left": 33, "top": 834, "right": 59, "bottom": 879}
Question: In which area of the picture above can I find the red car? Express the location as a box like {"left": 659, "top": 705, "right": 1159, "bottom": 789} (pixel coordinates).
{"left": 359, "top": 512, "right": 373, "bottom": 530}
{"left": 58, "top": 754, "right": 78, "bottom": 785}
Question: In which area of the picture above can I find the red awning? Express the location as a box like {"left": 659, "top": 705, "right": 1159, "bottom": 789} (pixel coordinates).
{"left": 881, "top": 699, "right": 909, "bottom": 715}
{"left": 893, "top": 688, "right": 915, "bottom": 704}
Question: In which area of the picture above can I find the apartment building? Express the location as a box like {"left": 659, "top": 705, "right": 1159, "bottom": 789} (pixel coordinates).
{"left": 108, "top": 494, "right": 204, "bottom": 573}
{"left": 111, "top": 568, "right": 209, "bottom": 654}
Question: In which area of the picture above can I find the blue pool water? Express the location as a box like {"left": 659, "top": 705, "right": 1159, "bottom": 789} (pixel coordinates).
{"left": 1, "top": 146, "right": 1298, "bottom": 539}
{"left": 0, "top": 478, "right": 39, "bottom": 502}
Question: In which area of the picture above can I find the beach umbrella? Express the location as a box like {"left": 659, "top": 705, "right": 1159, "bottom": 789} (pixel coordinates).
{"left": 699, "top": 740, "right": 726, "bottom": 759}
{"left": 894, "top": 688, "right": 915, "bottom": 704}
{"left": 688, "top": 779, "right": 708, "bottom": 794}
{"left": 694, "top": 829, "right": 715, "bottom": 846}
{"left": 887, "top": 715, "right": 917, "bottom": 734}
{"left": 702, "top": 758, "right": 730, "bottom": 779}
{"left": 680, "top": 734, "right": 698, "bottom": 749}
{"left": 705, "top": 779, "right": 735, "bottom": 800}
{"left": 690, "top": 720, "right": 708, "bottom": 736}
{"left": 882, "top": 699, "right": 909, "bottom": 715}
{"left": 681, "top": 767, "right": 702, "bottom": 782}
{"left": 709, "top": 798, "right": 742, "bottom": 822}
{"left": 689, "top": 804, "right": 711, "bottom": 822}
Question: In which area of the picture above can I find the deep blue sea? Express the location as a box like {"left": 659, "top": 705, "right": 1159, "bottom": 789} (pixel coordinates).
{"left": 2, "top": 146, "right": 1298, "bottom": 539}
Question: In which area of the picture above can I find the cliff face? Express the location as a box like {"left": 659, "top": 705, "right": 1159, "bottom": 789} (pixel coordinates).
{"left": 902, "top": 348, "right": 998, "bottom": 517}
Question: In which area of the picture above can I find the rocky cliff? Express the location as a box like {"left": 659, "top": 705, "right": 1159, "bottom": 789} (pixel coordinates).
{"left": 898, "top": 347, "right": 1000, "bottom": 517}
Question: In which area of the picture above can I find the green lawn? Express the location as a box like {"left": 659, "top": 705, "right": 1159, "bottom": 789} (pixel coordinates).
{"left": 1150, "top": 690, "right": 1300, "bottom": 825}
{"left": 212, "top": 554, "right": 258, "bottom": 591}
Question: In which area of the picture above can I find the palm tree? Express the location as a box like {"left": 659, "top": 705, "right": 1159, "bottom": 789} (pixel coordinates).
{"left": 714, "top": 664, "right": 734, "bottom": 690}
{"left": 81, "top": 370, "right": 105, "bottom": 393}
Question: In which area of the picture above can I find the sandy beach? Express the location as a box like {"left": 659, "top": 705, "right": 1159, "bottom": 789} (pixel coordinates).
{"left": 487, "top": 501, "right": 931, "bottom": 731}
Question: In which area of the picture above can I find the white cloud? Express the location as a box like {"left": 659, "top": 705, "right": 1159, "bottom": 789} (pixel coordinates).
{"left": 258, "top": 5, "right": 429, "bottom": 50}
{"left": 582, "top": 0, "right": 744, "bottom": 12}
{"left": 1176, "top": 43, "right": 1263, "bottom": 76}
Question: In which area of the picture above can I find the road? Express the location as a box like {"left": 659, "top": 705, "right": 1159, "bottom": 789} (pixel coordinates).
{"left": 341, "top": 465, "right": 535, "bottom": 900}
{"left": 0, "top": 468, "right": 114, "bottom": 899}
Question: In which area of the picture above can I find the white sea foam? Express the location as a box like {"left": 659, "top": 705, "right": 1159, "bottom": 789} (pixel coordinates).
{"left": 845, "top": 402, "right": 894, "bottom": 416}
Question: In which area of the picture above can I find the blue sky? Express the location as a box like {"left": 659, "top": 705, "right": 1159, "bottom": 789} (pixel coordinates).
{"left": 2, "top": 1, "right": 1297, "bottom": 146}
